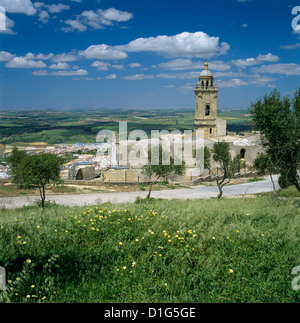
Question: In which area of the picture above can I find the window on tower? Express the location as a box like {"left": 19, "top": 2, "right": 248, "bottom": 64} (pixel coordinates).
{"left": 205, "top": 105, "right": 211, "bottom": 116}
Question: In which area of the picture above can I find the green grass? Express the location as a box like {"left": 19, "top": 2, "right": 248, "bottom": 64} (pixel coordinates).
{"left": 247, "top": 177, "right": 265, "bottom": 183}
{"left": 0, "top": 194, "right": 299, "bottom": 303}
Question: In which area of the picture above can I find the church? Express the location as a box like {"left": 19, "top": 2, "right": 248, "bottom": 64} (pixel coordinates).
{"left": 70, "top": 60, "right": 264, "bottom": 182}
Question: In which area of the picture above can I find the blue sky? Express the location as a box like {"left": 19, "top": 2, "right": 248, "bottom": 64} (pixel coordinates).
{"left": 0, "top": 0, "right": 299, "bottom": 110}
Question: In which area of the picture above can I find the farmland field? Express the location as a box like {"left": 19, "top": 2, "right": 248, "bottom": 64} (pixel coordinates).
{"left": 0, "top": 108, "right": 252, "bottom": 146}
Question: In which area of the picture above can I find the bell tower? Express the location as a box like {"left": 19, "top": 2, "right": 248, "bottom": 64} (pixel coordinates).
{"left": 194, "top": 60, "right": 219, "bottom": 138}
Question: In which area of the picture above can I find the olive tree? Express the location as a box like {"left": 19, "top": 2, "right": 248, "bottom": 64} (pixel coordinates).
{"left": 250, "top": 89, "right": 300, "bottom": 192}
{"left": 8, "top": 148, "right": 63, "bottom": 208}
{"left": 204, "top": 142, "right": 245, "bottom": 198}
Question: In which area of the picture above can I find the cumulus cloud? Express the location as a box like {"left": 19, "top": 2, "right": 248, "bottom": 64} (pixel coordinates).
{"left": 0, "top": 51, "right": 15, "bottom": 61}
{"left": 106, "top": 74, "right": 117, "bottom": 79}
{"left": 49, "top": 62, "right": 70, "bottom": 70}
{"left": 62, "top": 7, "right": 133, "bottom": 32}
{"left": 232, "top": 53, "right": 280, "bottom": 69}
{"left": 122, "top": 74, "right": 154, "bottom": 80}
{"left": 0, "top": 14, "right": 16, "bottom": 34}
{"left": 51, "top": 53, "right": 78, "bottom": 63}
{"left": 33, "top": 68, "right": 88, "bottom": 76}
{"left": 250, "top": 75, "right": 277, "bottom": 87}
{"left": 118, "top": 32, "right": 230, "bottom": 58}
{"left": 154, "top": 58, "right": 231, "bottom": 71}
{"left": 0, "top": 0, "right": 36, "bottom": 15}
{"left": 6, "top": 56, "right": 47, "bottom": 68}
{"left": 80, "top": 44, "right": 128, "bottom": 60}
{"left": 112, "top": 64, "right": 124, "bottom": 70}
{"left": 279, "top": 43, "right": 300, "bottom": 50}
{"left": 98, "top": 8, "right": 133, "bottom": 23}
{"left": 217, "top": 78, "right": 248, "bottom": 88}
{"left": 91, "top": 61, "right": 111, "bottom": 71}
{"left": 156, "top": 71, "right": 199, "bottom": 79}
{"left": 51, "top": 69, "right": 88, "bottom": 76}
{"left": 36, "top": 53, "right": 54, "bottom": 60}
{"left": 63, "top": 19, "right": 87, "bottom": 32}
{"left": 33, "top": 2, "right": 70, "bottom": 24}
{"left": 37, "top": 10, "right": 49, "bottom": 24}
{"left": 34, "top": 2, "right": 70, "bottom": 13}
{"left": 253, "top": 63, "right": 300, "bottom": 76}
{"left": 128, "top": 63, "right": 141, "bottom": 68}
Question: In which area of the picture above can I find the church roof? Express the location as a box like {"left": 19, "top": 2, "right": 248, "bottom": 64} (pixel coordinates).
{"left": 199, "top": 60, "right": 213, "bottom": 77}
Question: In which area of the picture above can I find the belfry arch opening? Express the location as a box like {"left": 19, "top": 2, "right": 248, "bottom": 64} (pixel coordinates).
{"left": 205, "top": 105, "right": 211, "bottom": 116}
{"left": 240, "top": 148, "right": 246, "bottom": 159}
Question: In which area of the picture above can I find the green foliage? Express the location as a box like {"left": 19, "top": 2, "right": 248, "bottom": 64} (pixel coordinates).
{"left": 278, "top": 174, "right": 291, "bottom": 189}
{"left": 142, "top": 143, "right": 186, "bottom": 199}
{"left": 205, "top": 142, "right": 245, "bottom": 198}
{"left": 7, "top": 149, "right": 63, "bottom": 208}
{"left": 0, "top": 196, "right": 299, "bottom": 303}
{"left": 250, "top": 89, "right": 300, "bottom": 192}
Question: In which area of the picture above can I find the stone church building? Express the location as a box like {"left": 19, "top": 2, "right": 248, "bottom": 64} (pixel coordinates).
{"left": 71, "top": 61, "right": 264, "bottom": 182}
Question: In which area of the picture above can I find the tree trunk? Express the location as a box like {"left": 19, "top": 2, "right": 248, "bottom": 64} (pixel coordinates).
{"left": 269, "top": 172, "right": 276, "bottom": 191}
{"left": 294, "top": 178, "right": 300, "bottom": 193}
{"left": 217, "top": 184, "right": 223, "bottom": 199}
{"left": 38, "top": 185, "right": 46, "bottom": 209}
{"left": 147, "top": 182, "right": 153, "bottom": 200}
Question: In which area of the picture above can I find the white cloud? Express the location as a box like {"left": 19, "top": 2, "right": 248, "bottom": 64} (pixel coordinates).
{"left": 33, "top": 69, "right": 88, "bottom": 76}
{"left": 62, "top": 7, "right": 133, "bottom": 32}
{"left": 217, "top": 78, "right": 248, "bottom": 88}
{"left": 178, "top": 83, "right": 194, "bottom": 94}
{"left": 49, "top": 62, "right": 70, "bottom": 70}
{"left": 47, "top": 4, "right": 70, "bottom": 14}
{"left": 0, "top": 0, "right": 36, "bottom": 15}
{"left": 6, "top": 56, "right": 47, "bottom": 68}
{"left": 34, "top": 2, "right": 70, "bottom": 25}
{"left": 0, "top": 51, "right": 15, "bottom": 61}
{"left": 250, "top": 75, "right": 277, "bottom": 87}
{"left": 80, "top": 44, "right": 128, "bottom": 60}
{"left": 154, "top": 59, "right": 231, "bottom": 71}
{"left": 91, "top": 61, "right": 111, "bottom": 71}
{"left": 112, "top": 64, "right": 124, "bottom": 70}
{"left": 98, "top": 8, "right": 133, "bottom": 23}
{"left": 38, "top": 10, "right": 49, "bottom": 24}
{"left": 279, "top": 43, "right": 300, "bottom": 50}
{"left": 34, "top": 2, "right": 70, "bottom": 13}
{"left": 106, "top": 74, "right": 117, "bottom": 79}
{"left": 156, "top": 71, "right": 199, "bottom": 79}
{"left": 253, "top": 63, "right": 300, "bottom": 76}
{"left": 32, "top": 69, "right": 48, "bottom": 76}
{"left": 52, "top": 69, "right": 88, "bottom": 76}
{"left": 36, "top": 53, "right": 54, "bottom": 60}
{"left": 232, "top": 53, "right": 280, "bottom": 69}
{"left": 63, "top": 19, "right": 87, "bottom": 32}
{"left": 119, "top": 32, "right": 230, "bottom": 58}
{"left": 51, "top": 53, "right": 78, "bottom": 63}
{"left": 122, "top": 74, "right": 154, "bottom": 80}
{"left": 0, "top": 14, "right": 16, "bottom": 34}
{"left": 128, "top": 63, "right": 141, "bottom": 68}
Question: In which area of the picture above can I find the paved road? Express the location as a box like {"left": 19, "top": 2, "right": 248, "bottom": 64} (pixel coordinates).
{"left": 0, "top": 176, "right": 279, "bottom": 209}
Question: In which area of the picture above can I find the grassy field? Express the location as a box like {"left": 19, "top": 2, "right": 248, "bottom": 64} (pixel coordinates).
{"left": 0, "top": 191, "right": 299, "bottom": 303}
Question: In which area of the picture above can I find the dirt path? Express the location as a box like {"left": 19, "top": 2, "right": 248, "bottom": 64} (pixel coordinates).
{"left": 0, "top": 176, "right": 279, "bottom": 209}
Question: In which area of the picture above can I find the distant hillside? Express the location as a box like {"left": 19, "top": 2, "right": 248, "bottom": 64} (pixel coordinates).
{"left": 0, "top": 108, "right": 252, "bottom": 145}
